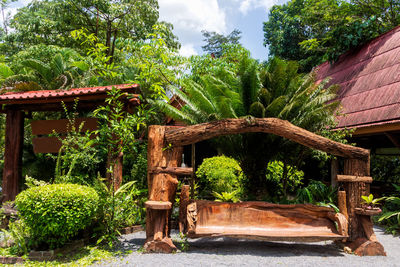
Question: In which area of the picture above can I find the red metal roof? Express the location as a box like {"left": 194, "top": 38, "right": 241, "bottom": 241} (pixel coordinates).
{"left": 0, "top": 84, "right": 140, "bottom": 108}
{"left": 316, "top": 25, "right": 400, "bottom": 131}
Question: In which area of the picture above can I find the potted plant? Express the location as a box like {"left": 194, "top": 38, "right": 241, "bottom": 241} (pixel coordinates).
{"left": 356, "top": 194, "right": 384, "bottom": 215}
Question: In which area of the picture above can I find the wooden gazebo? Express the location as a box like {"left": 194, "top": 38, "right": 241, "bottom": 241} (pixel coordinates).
{"left": 0, "top": 84, "right": 140, "bottom": 202}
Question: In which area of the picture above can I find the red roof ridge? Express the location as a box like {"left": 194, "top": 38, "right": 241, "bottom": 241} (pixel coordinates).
{"left": 0, "top": 83, "right": 139, "bottom": 100}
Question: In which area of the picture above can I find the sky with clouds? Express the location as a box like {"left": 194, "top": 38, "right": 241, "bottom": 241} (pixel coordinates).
{"left": 7, "top": 0, "right": 289, "bottom": 61}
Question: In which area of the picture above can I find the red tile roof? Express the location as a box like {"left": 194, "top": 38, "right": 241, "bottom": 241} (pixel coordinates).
{"left": 0, "top": 84, "right": 140, "bottom": 107}
{"left": 316, "top": 26, "right": 400, "bottom": 131}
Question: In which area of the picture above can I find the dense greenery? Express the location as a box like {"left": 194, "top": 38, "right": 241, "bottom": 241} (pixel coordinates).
{"left": 1, "top": 0, "right": 179, "bottom": 58}
{"left": 263, "top": 0, "right": 400, "bottom": 71}
{"left": 378, "top": 184, "right": 400, "bottom": 235}
{"left": 196, "top": 156, "right": 245, "bottom": 200}
{"left": 157, "top": 46, "right": 343, "bottom": 197}
{"left": 0, "top": 0, "right": 398, "bottom": 257}
{"left": 15, "top": 183, "right": 99, "bottom": 249}
{"left": 371, "top": 155, "right": 400, "bottom": 184}
{"left": 265, "top": 160, "right": 304, "bottom": 198}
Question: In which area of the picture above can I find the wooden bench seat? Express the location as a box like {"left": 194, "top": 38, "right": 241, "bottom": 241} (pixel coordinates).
{"left": 185, "top": 201, "right": 348, "bottom": 242}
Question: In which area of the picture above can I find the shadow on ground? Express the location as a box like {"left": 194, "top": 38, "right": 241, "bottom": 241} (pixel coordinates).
{"left": 118, "top": 232, "right": 345, "bottom": 257}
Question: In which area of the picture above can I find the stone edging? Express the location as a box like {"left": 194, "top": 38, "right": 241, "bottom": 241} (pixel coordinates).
{"left": 0, "top": 256, "right": 24, "bottom": 264}
{"left": 119, "top": 225, "right": 144, "bottom": 235}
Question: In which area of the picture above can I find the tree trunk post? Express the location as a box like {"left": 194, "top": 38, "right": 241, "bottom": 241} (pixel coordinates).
{"left": 343, "top": 158, "right": 369, "bottom": 240}
{"left": 2, "top": 110, "right": 24, "bottom": 203}
{"left": 343, "top": 157, "right": 386, "bottom": 256}
{"left": 144, "top": 125, "right": 182, "bottom": 253}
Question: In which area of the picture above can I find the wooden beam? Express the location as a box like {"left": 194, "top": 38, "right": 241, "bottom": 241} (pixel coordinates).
{"left": 336, "top": 175, "right": 372, "bottom": 183}
{"left": 352, "top": 122, "right": 400, "bottom": 136}
{"left": 2, "top": 110, "right": 24, "bottom": 202}
{"left": 145, "top": 201, "right": 172, "bottom": 210}
{"left": 149, "top": 167, "right": 193, "bottom": 176}
{"left": 164, "top": 118, "right": 369, "bottom": 160}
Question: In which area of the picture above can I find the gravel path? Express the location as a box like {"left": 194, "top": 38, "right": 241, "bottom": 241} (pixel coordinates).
{"left": 93, "top": 226, "right": 399, "bottom": 267}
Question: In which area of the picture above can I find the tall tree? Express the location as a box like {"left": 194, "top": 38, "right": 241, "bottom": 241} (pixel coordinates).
{"left": 2, "top": 0, "right": 179, "bottom": 60}
{"left": 0, "top": 0, "right": 16, "bottom": 35}
{"left": 201, "top": 29, "right": 241, "bottom": 57}
{"left": 263, "top": 0, "right": 400, "bottom": 71}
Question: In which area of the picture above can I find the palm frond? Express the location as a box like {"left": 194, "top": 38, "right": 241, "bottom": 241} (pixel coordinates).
{"left": 21, "top": 59, "right": 52, "bottom": 83}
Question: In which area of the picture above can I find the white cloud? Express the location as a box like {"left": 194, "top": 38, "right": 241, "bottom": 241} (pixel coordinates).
{"left": 159, "top": 0, "right": 227, "bottom": 57}
{"left": 179, "top": 44, "right": 198, "bottom": 57}
{"left": 232, "top": 0, "right": 281, "bottom": 15}
{"left": 159, "top": 0, "right": 226, "bottom": 34}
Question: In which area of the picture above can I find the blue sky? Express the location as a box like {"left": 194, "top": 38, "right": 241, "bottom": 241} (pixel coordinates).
{"left": 8, "top": 0, "right": 289, "bottom": 61}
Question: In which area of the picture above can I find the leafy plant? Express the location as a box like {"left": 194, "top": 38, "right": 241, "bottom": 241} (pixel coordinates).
{"left": 1, "top": 220, "right": 30, "bottom": 256}
{"left": 361, "top": 194, "right": 384, "bottom": 208}
{"left": 177, "top": 232, "right": 189, "bottom": 252}
{"left": 295, "top": 180, "right": 338, "bottom": 212}
{"left": 212, "top": 190, "right": 241, "bottom": 203}
{"left": 378, "top": 184, "right": 400, "bottom": 235}
{"left": 196, "top": 156, "right": 245, "bottom": 198}
{"left": 266, "top": 160, "right": 304, "bottom": 198}
{"left": 93, "top": 86, "right": 150, "bottom": 189}
{"left": 94, "top": 178, "right": 147, "bottom": 247}
{"left": 53, "top": 100, "right": 101, "bottom": 185}
{"left": 15, "top": 184, "right": 99, "bottom": 249}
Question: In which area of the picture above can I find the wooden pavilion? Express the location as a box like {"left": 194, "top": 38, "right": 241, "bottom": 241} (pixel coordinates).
{"left": 316, "top": 25, "right": 400, "bottom": 155}
{"left": 0, "top": 84, "right": 140, "bottom": 202}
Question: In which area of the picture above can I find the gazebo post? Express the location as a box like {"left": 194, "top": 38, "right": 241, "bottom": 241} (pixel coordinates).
{"left": 2, "top": 110, "right": 24, "bottom": 202}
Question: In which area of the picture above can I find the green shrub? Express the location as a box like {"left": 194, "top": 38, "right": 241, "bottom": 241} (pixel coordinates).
{"left": 265, "top": 160, "right": 304, "bottom": 197}
{"left": 378, "top": 184, "right": 400, "bottom": 235}
{"left": 295, "top": 180, "right": 338, "bottom": 211}
{"left": 15, "top": 184, "right": 99, "bottom": 249}
{"left": 196, "top": 156, "right": 245, "bottom": 197}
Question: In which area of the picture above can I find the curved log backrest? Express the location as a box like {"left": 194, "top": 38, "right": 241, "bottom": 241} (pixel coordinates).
{"left": 145, "top": 118, "right": 385, "bottom": 256}
{"left": 164, "top": 118, "right": 369, "bottom": 160}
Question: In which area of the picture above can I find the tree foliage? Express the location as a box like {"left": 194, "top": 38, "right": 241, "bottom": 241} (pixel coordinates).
{"left": 201, "top": 29, "right": 242, "bottom": 57}
{"left": 156, "top": 45, "right": 343, "bottom": 197}
{"left": 1, "top": 0, "right": 179, "bottom": 59}
{"left": 263, "top": 0, "right": 400, "bottom": 71}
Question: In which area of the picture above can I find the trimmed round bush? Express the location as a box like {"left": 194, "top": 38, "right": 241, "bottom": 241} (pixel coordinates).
{"left": 15, "top": 183, "right": 99, "bottom": 248}
{"left": 196, "top": 155, "right": 244, "bottom": 194}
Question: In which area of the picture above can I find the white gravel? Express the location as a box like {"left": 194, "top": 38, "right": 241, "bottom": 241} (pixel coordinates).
{"left": 93, "top": 226, "right": 399, "bottom": 267}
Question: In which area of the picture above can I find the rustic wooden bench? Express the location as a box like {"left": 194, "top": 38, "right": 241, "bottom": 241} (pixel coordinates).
{"left": 144, "top": 119, "right": 386, "bottom": 255}
{"left": 180, "top": 197, "right": 348, "bottom": 243}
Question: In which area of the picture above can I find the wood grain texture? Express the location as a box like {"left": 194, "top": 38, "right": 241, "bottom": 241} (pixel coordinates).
{"left": 354, "top": 208, "right": 382, "bottom": 216}
{"left": 164, "top": 118, "right": 369, "bottom": 160}
{"left": 338, "top": 191, "right": 348, "bottom": 220}
{"left": 343, "top": 158, "right": 370, "bottom": 241}
{"left": 149, "top": 167, "right": 193, "bottom": 176}
{"left": 336, "top": 175, "right": 372, "bottom": 183}
{"left": 2, "top": 110, "right": 24, "bottom": 202}
{"left": 145, "top": 126, "right": 183, "bottom": 252}
{"left": 185, "top": 201, "right": 347, "bottom": 242}
{"left": 359, "top": 215, "right": 377, "bottom": 242}
{"left": 179, "top": 185, "right": 190, "bottom": 233}
{"left": 145, "top": 201, "right": 172, "bottom": 210}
